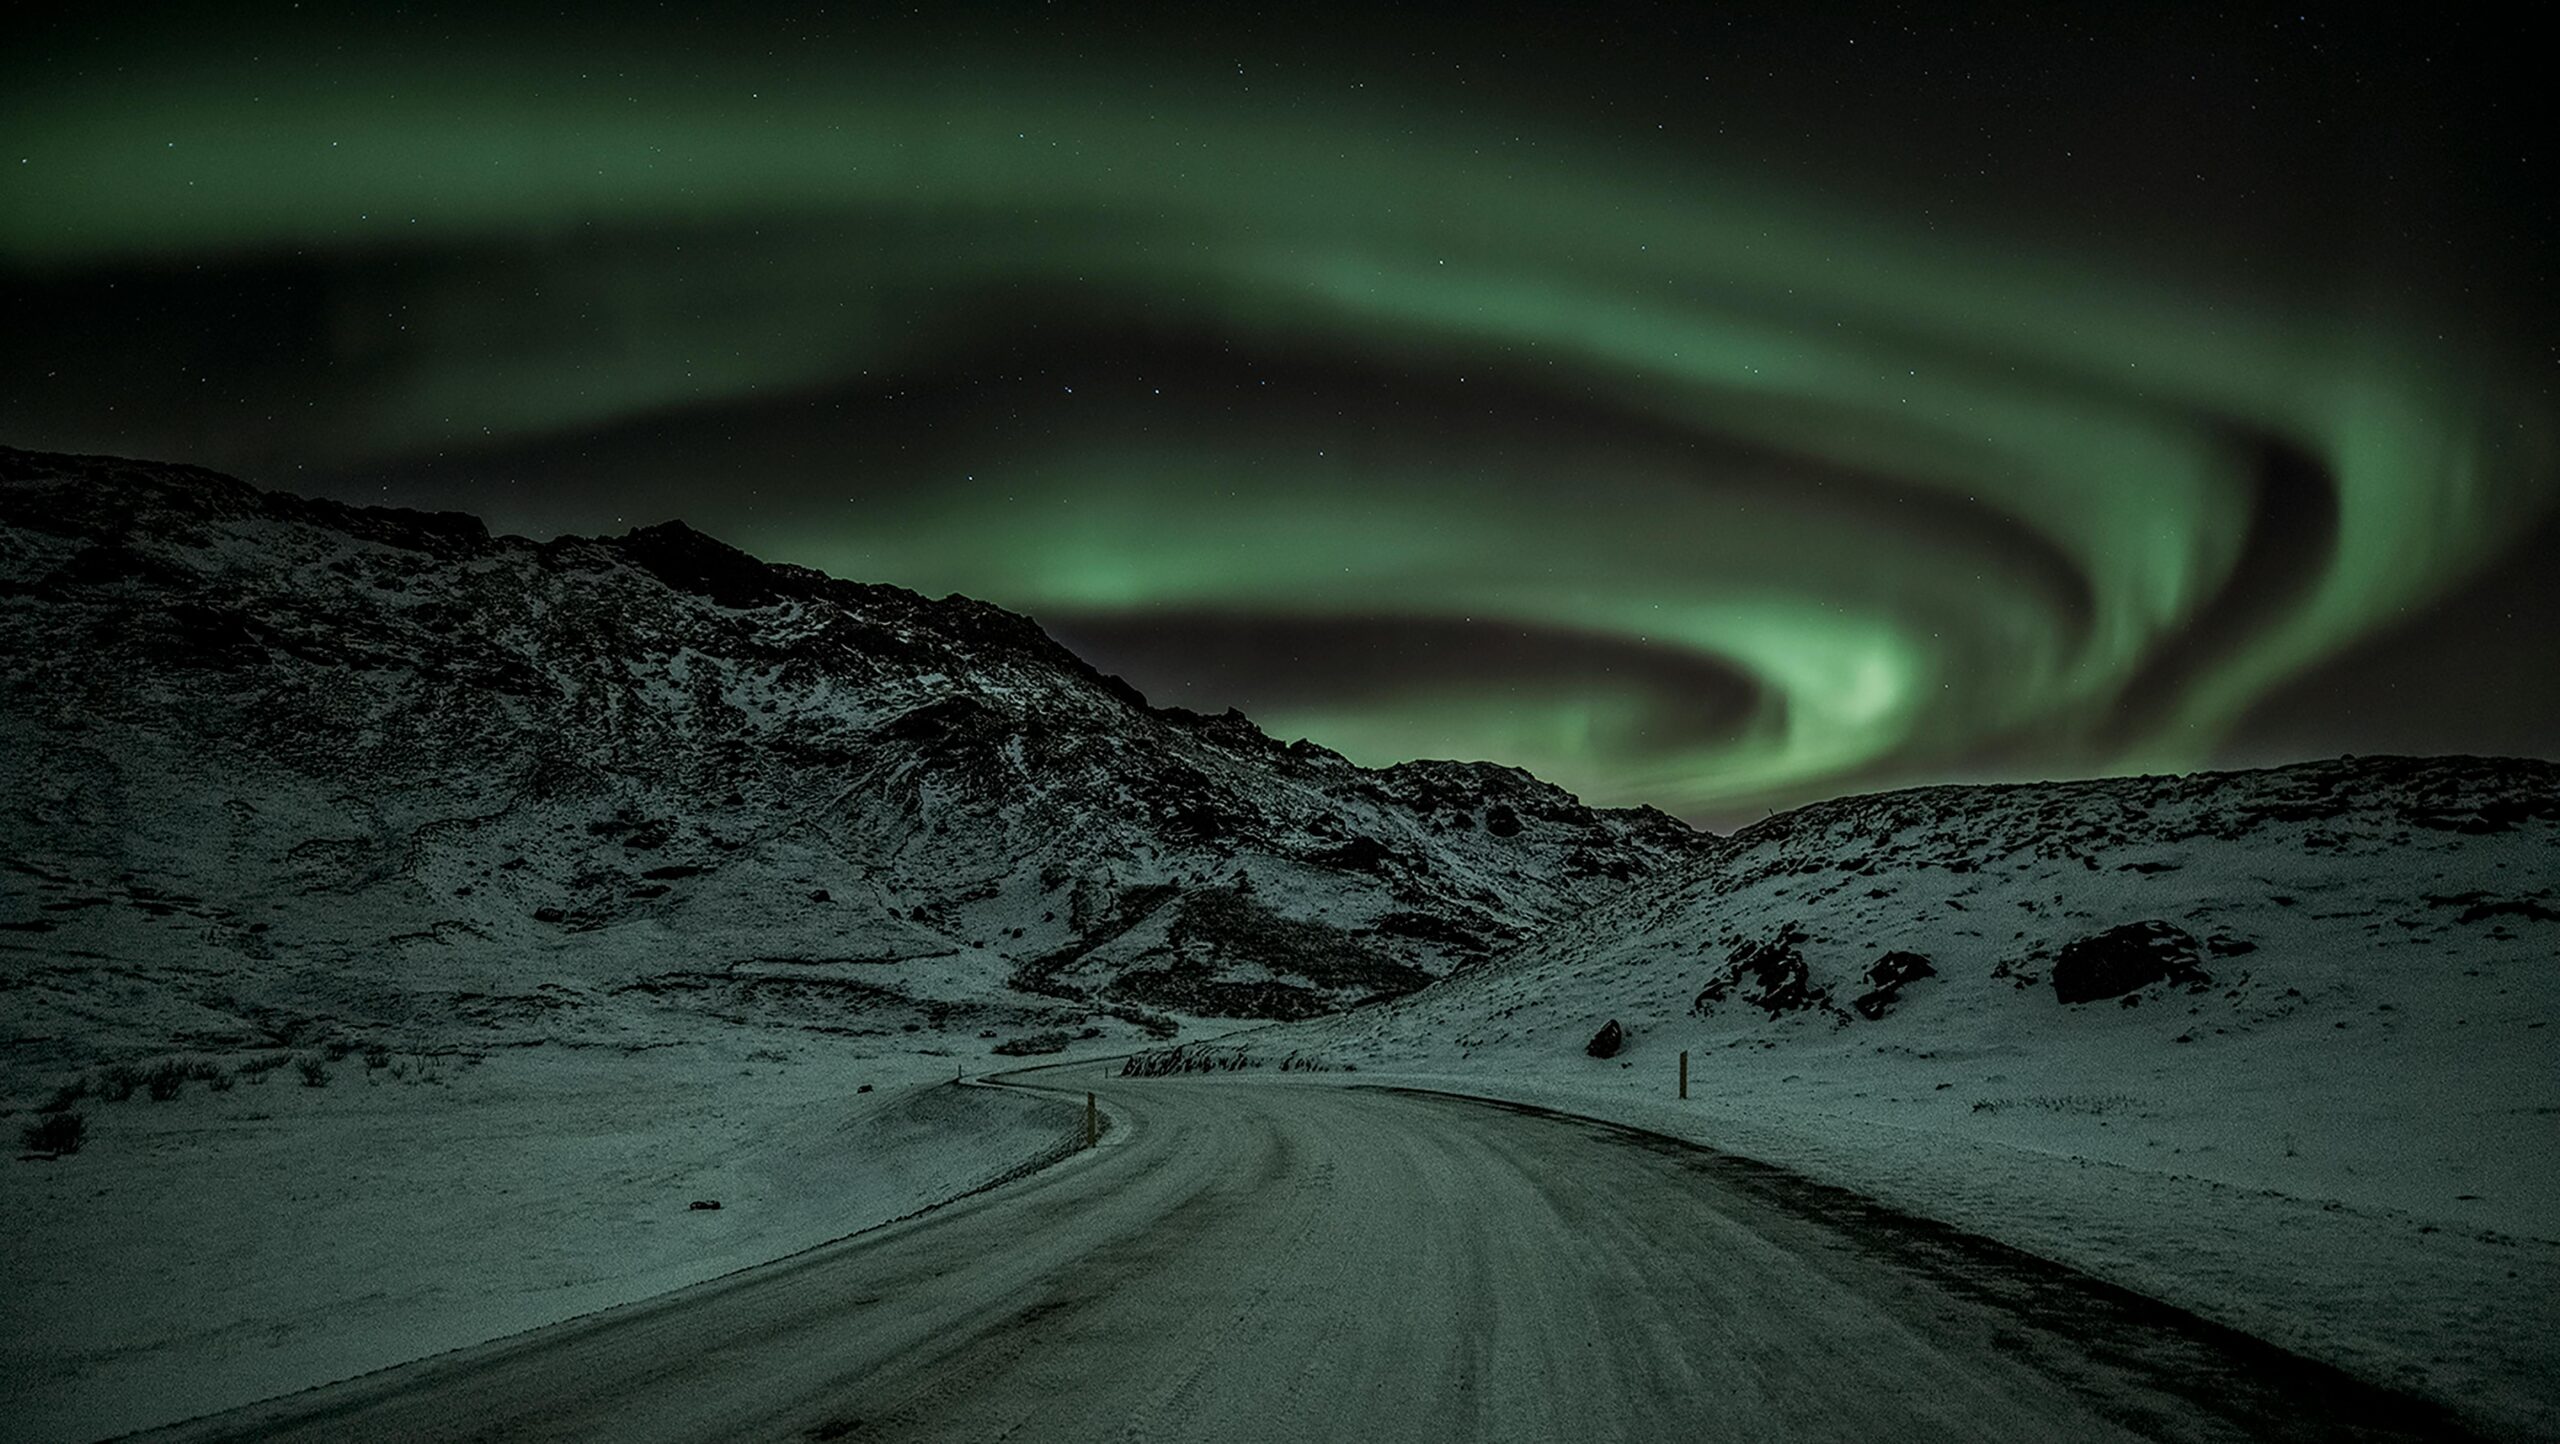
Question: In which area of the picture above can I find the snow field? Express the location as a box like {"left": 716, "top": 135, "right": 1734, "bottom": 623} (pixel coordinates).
{"left": 1, "top": 1033, "right": 1088, "bottom": 1443}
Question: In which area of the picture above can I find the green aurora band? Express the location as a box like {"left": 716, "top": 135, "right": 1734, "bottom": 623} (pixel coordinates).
{"left": 4, "top": 45, "right": 2551, "bottom": 819}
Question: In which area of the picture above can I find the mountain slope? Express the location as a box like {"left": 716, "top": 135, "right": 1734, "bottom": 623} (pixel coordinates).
{"left": 1255, "top": 753, "right": 2558, "bottom": 1113}
{"left": 0, "top": 445, "right": 1704, "bottom": 1086}
{"left": 1199, "top": 754, "right": 2560, "bottom": 1436}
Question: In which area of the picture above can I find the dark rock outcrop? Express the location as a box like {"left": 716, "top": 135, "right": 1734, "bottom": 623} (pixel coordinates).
{"left": 2052, "top": 922, "right": 2212, "bottom": 1005}
{"left": 1693, "top": 924, "right": 1835, "bottom": 1019}
{"left": 1586, "top": 1019, "right": 1624, "bottom": 1058}
{"left": 1851, "top": 951, "right": 1937, "bottom": 1020}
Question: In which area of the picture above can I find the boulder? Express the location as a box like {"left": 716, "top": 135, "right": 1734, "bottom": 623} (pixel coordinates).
{"left": 2052, "top": 921, "right": 2211, "bottom": 1005}
{"left": 1586, "top": 1019, "right": 1624, "bottom": 1058}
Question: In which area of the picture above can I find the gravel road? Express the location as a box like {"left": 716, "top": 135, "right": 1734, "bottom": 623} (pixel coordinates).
{"left": 145, "top": 1069, "right": 2482, "bottom": 1442}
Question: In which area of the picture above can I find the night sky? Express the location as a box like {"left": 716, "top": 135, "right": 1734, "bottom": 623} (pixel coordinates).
{"left": 4, "top": 3, "right": 2552, "bottom": 826}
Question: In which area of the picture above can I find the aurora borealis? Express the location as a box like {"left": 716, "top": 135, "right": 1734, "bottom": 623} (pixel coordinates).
{"left": 4, "top": 5, "right": 2552, "bottom": 823}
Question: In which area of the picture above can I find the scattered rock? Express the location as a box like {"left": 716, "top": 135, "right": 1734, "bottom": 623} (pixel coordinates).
{"left": 2052, "top": 921, "right": 2212, "bottom": 1005}
{"left": 1309, "top": 836, "right": 1397, "bottom": 873}
{"left": 688, "top": 1199, "right": 722, "bottom": 1211}
{"left": 1851, "top": 951, "right": 1937, "bottom": 1020}
{"left": 1585, "top": 1019, "right": 1624, "bottom": 1058}
{"left": 2456, "top": 898, "right": 2560, "bottom": 926}
{"left": 1693, "top": 924, "right": 1835, "bottom": 1019}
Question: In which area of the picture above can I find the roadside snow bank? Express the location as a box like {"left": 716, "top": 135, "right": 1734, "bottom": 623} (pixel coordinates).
{"left": 1, "top": 1037, "right": 1082, "bottom": 1443}
{"left": 1291, "top": 1061, "right": 2558, "bottom": 1443}
{"left": 1198, "top": 759, "right": 2560, "bottom": 1440}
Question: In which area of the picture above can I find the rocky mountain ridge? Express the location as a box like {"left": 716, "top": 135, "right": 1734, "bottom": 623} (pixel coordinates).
{"left": 0, "top": 446, "right": 1705, "bottom": 1083}
{"left": 1239, "top": 749, "right": 2558, "bottom": 1058}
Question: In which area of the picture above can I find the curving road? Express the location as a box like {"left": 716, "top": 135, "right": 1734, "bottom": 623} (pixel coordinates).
{"left": 146, "top": 1070, "right": 2477, "bottom": 1443}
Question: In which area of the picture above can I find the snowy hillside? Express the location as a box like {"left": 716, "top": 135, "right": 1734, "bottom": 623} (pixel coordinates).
{"left": 0, "top": 444, "right": 1702, "bottom": 1089}
{"left": 8, "top": 445, "right": 2553, "bottom": 1437}
{"left": 1301, "top": 755, "right": 2557, "bottom": 1093}
{"left": 1200, "top": 755, "right": 2560, "bottom": 1437}
{"left": 0, "top": 444, "right": 1707, "bottom": 1438}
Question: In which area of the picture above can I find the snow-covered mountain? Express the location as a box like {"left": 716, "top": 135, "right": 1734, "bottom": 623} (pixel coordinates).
{"left": 0, "top": 446, "right": 1704, "bottom": 1087}
{"left": 1247, "top": 752, "right": 2559, "bottom": 1071}
{"left": 7, "top": 444, "right": 2555, "bottom": 1438}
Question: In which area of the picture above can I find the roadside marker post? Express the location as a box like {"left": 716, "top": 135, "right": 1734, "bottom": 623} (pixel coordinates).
{"left": 1679, "top": 1050, "right": 1689, "bottom": 1100}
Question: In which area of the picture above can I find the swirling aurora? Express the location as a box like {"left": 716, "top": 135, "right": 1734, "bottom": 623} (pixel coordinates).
{"left": 4, "top": 6, "right": 2551, "bottom": 823}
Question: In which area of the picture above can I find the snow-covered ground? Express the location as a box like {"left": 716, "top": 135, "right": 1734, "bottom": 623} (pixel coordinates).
{"left": 0, "top": 451, "right": 1697, "bottom": 1440}
{"left": 1196, "top": 758, "right": 2560, "bottom": 1440}
{"left": 1, "top": 1027, "right": 1103, "bottom": 1444}
{"left": 5, "top": 457, "right": 2554, "bottom": 1437}
{"left": 1245, "top": 1062, "right": 2558, "bottom": 1441}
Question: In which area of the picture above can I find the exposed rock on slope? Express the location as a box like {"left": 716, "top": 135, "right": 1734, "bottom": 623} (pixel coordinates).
{"left": 0, "top": 446, "right": 1704, "bottom": 1082}
{"left": 2050, "top": 920, "right": 2209, "bottom": 1004}
{"left": 1195, "top": 754, "right": 2560, "bottom": 1437}
{"left": 1252, "top": 753, "right": 2560, "bottom": 1065}
{"left": 1850, "top": 950, "right": 1935, "bottom": 1019}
